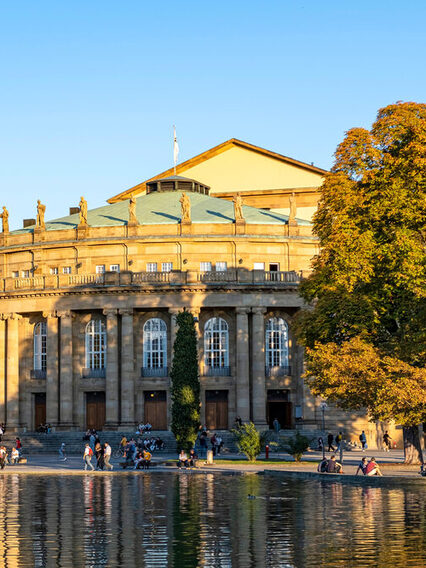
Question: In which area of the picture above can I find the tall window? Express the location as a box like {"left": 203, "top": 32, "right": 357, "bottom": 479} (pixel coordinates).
{"left": 204, "top": 317, "right": 229, "bottom": 368}
{"left": 34, "top": 321, "right": 47, "bottom": 371}
{"left": 143, "top": 318, "right": 167, "bottom": 369}
{"left": 266, "top": 317, "right": 289, "bottom": 368}
{"left": 85, "top": 320, "right": 106, "bottom": 369}
{"left": 200, "top": 262, "right": 212, "bottom": 272}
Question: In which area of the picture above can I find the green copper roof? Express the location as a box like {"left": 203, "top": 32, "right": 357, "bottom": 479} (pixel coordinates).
{"left": 13, "top": 191, "right": 311, "bottom": 233}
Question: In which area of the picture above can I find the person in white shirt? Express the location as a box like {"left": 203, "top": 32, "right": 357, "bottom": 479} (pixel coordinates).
{"left": 11, "top": 447, "right": 20, "bottom": 465}
{"left": 83, "top": 444, "right": 94, "bottom": 471}
{"left": 104, "top": 443, "right": 113, "bottom": 470}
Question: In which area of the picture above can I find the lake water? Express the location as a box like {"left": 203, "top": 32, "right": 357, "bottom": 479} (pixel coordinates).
{"left": 0, "top": 472, "right": 424, "bottom": 567}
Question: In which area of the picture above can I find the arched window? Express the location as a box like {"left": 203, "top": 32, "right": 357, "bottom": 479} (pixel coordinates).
{"left": 143, "top": 318, "right": 167, "bottom": 369}
{"left": 266, "top": 317, "right": 289, "bottom": 369}
{"left": 85, "top": 320, "right": 106, "bottom": 369}
{"left": 204, "top": 317, "right": 229, "bottom": 371}
{"left": 34, "top": 321, "right": 47, "bottom": 371}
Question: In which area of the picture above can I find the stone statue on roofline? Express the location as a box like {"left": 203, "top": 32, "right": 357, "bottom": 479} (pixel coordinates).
{"left": 128, "top": 193, "right": 138, "bottom": 225}
{"left": 288, "top": 192, "right": 298, "bottom": 226}
{"left": 180, "top": 192, "right": 191, "bottom": 223}
{"left": 79, "top": 196, "right": 88, "bottom": 226}
{"left": 0, "top": 206, "right": 9, "bottom": 233}
{"left": 233, "top": 193, "right": 244, "bottom": 221}
{"left": 36, "top": 200, "right": 46, "bottom": 230}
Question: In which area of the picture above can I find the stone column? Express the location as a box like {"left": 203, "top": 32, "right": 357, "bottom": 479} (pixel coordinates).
{"left": 235, "top": 307, "right": 250, "bottom": 422}
{"left": 58, "top": 311, "right": 74, "bottom": 428}
{"left": 45, "top": 312, "right": 59, "bottom": 426}
{"left": 104, "top": 309, "right": 119, "bottom": 428}
{"left": 6, "top": 313, "right": 22, "bottom": 429}
{"left": 252, "top": 307, "right": 267, "bottom": 426}
{"left": 120, "top": 309, "right": 134, "bottom": 427}
{"left": 0, "top": 316, "right": 5, "bottom": 423}
{"left": 168, "top": 308, "right": 181, "bottom": 364}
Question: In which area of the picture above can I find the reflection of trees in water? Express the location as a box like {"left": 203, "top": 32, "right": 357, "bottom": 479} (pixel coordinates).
{"left": 0, "top": 475, "right": 424, "bottom": 567}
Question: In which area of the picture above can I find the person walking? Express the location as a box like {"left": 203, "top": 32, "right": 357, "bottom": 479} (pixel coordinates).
{"left": 95, "top": 441, "right": 104, "bottom": 470}
{"left": 327, "top": 433, "right": 335, "bottom": 452}
{"left": 359, "top": 430, "right": 367, "bottom": 451}
{"left": 104, "top": 443, "right": 113, "bottom": 470}
{"left": 335, "top": 431, "right": 343, "bottom": 451}
{"left": 383, "top": 431, "right": 392, "bottom": 452}
{"left": 83, "top": 443, "right": 95, "bottom": 471}
{"left": 59, "top": 442, "right": 67, "bottom": 461}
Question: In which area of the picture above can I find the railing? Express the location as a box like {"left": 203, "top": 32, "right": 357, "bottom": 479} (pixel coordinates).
{"left": 141, "top": 367, "right": 169, "bottom": 377}
{"left": 82, "top": 368, "right": 106, "bottom": 378}
{"left": 31, "top": 369, "right": 46, "bottom": 379}
{"left": 198, "top": 270, "right": 237, "bottom": 282}
{"left": 1, "top": 269, "right": 303, "bottom": 293}
{"left": 265, "top": 365, "right": 292, "bottom": 377}
{"left": 203, "top": 366, "right": 231, "bottom": 377}
{"left": 132, "top": 272, "right": 170, "bottom": 284}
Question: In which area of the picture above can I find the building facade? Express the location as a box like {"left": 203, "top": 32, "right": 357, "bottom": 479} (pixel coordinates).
{"left": 0, "top": 141, "right": 400, "bottom": 446}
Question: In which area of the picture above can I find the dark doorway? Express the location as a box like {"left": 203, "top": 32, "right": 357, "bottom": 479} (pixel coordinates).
{"left": 86, "top": 392, "right": 106, "bottom": 431}
{"left": 34, "top": 393, "right": 46, "bottom": 430}
{"left": 205, "top": 390, "right": 228, "bottom": 430}
{"left": 267, "top": 389, "right": 292, "bottom": 429}
{"left": 144, "top": 391, "right": 167, "bottom": 430}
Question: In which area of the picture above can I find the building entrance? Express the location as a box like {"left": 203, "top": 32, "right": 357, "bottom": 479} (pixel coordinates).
{"left": 144, "top": 391, "right": 167, "bottom": 430}
{"left": 34, "top": 393, "right": 46, "bottom": 430}
{"left": 205, "top": 390, "right": 228, "bottom": 430}
{"left": 86, "top": 392, "right": 106, "bottom": 431}
{"left": 267, "top": 389, "right": 292, "bottom": 429}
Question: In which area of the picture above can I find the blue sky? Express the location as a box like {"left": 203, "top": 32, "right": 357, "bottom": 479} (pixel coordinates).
{"left": 1, "top": 1, "right": 425, "bottom": 229}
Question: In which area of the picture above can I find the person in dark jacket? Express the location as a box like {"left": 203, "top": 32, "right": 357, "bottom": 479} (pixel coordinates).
{"left": 327, "top": 433, "right": 335, "bottom": 452}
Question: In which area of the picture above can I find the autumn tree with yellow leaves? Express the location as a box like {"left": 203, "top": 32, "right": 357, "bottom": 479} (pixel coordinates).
{"left": 295, "top": 102, "right": 426, "bottom": 464}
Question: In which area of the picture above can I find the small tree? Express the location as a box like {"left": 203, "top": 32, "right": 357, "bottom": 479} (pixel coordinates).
{"left": 232, "top": 422, "right": 263, "bottom": 462}
{"left": 170, "top": 311, "right": 200, "bottom": 451}
{"left": 282, "top": 431, "right": 311, "bottom": 462}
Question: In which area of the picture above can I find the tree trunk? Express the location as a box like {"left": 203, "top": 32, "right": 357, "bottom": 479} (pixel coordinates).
{"left": 403, "top": 425, "right": 424, "bottom": 464}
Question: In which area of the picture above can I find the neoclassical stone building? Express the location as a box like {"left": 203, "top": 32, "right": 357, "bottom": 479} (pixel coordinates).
{"left": 0, "top": 140, "right": 398, "bottom": 444}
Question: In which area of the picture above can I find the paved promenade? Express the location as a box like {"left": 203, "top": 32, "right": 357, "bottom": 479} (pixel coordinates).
{"left": 1, "top": 449, "right": 424, "bottom": 482}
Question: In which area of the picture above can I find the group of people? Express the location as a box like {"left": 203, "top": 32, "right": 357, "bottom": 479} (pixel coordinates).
{"left": 136, "top": 422, "right": 152, "bottom": 434}
{"left": 355, "top": 457, "right": 383, "bottom": 476}
{"left": 83, "top": 441, "right": 114, "bottom": 471}
{"left": 197, "top": 427, "right": 224, "bottom": 457}
{"left": 318, "top": 432, "right": 345, "bottom": 453}
{"left": 177, "top": 449, "right": 198, "bottom": 468}
{"left": 36, "top": 423, "right": 52, "bottom": 433}
{"left": 0, "top": 437, "right": 23, "bottom": 469}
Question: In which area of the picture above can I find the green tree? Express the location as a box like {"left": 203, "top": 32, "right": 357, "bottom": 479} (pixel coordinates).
{"left": 295, "top": 102, "right": 426, "bottom": 464}
{"left": 170, "top": 310, "right": 200, "bottom": 451}
{"left": 231, "top": 422, "right": 264, "bottom": 461}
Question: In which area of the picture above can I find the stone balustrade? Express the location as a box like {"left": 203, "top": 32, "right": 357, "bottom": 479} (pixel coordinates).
{"left": 1, "top": 269, "right": 305, "bottom": 293}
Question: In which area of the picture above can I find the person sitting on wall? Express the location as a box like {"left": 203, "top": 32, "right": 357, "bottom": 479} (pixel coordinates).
{"left": 356, "top": 457, "right": 367, "bottom": 475}
{"left": 142, "top": 449, "right": 152, "bottom": 470}
{"left": 326, "top": 455, "right": 343, "bottom": 474}
{"left": 177, "top": 450, "right": 189, "bottom": 469}
{"left": 10, "top": 447, "right": 20, "bottom": 465}
{"left": 188, "top": 449, "right": 198, "bottom": 467}
{"left": 317, "top": 456, "right": 329, "bottom": 473}
{"left": 365, "top": 457, "right": 383, "bottom": 476}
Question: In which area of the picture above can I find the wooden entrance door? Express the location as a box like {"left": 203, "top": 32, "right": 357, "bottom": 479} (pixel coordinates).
{"left": 205, "top": 390, "right": 228, "bottom": 430}
{"left": 267, "top": 389, "right": 292, "bottom": 429}
{"left": 34, "top": 393, "right": 46, "bottom": 430}
{"left": 86, "top": 392, "right": 106, "bottom": 431}
{"left": 144, "top": 391, "right": 167, "bottom": 430}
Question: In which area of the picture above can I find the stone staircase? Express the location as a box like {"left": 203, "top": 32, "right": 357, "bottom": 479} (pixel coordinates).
{"left": 1, "top": 431, "right": 177, "bottom": 455}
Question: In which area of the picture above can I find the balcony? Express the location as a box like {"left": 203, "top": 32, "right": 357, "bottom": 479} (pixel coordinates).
{"left": 141, "top": 367, "right": 169, "bottom": 377}
{"left": 1, "top": 269, "right": 305, "bottom": 293}
{"left": 265, "top": 365, "right": 291, "bottom": 377}
{"left": 31, "top": 369, "right": 46, "bottom": 379}
{"left": 203, "top": 366, "right": 231, "bottom": 377}
{"left": 82, "top": 368, "right": 106, "bottom": 379}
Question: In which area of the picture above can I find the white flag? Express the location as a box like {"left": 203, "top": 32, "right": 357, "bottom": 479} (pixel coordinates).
{"left": 173, "top": 125, "right": 179, "bottom": 166}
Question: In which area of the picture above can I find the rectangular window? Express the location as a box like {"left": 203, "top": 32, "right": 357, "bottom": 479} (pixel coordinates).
{"left": 200, "top": 262, "right": 212, "bottom": 272}
{"left": 96, "top": 265, "right": 105, "bottom": 274}
{"left": 146, "top": 263, "right": 157, "bottom": 272}
{"left": 215, "top": 262, "right": 227, "bottom": 272}
{"left": 254, "top": 262, "right": 265, "bottom": 270}
{"left": 22, "top": 270, "right": 30, "bottom": 278}
{"left": 109, "top": 264, "right": 120, "bottom": 272}
{"left": 12, "top": 271, "right": 19, "bottom": 278}
{"left": 50, "top": 267, "right": 58, "bottom": 275}
{"left": 161, "top": 262, "right": 173, "bottom": 272}
{"left": 63, "top": 266, "right": 71, "bottom": 274}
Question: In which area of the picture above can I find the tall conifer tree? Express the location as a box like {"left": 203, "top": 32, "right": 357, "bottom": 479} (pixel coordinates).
{"left": 170, "top": 310, "right": 200, "bottom": 451}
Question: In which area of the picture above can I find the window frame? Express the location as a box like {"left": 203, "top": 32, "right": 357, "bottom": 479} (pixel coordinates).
{"left": 85, "top": 319, "right": 107, "bottom": 370}
{"left": 143, "top": 318, "right": 167, "bottom": 369}
{"left": 204, "top": 317, "right": 229, "bottom": 369}
{"left": 265, "top": 317, "right": 289, "bottom": 369}
{"left": 34, "top": 321, "right": 47, "bottom": 371}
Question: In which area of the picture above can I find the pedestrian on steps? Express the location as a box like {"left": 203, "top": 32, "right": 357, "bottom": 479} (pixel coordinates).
{"left": 59, "top": 442, "right": 67, "bottom": 461}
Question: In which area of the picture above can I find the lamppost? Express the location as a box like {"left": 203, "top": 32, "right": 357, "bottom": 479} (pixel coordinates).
{"left": 320, "top": 402, "right": 327, "bottom": 459}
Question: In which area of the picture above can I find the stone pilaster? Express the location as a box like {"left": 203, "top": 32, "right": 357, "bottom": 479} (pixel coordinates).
{"left": 235, "top": 307, "right": 250, "bottom": 422}
{"left": 0, "top": 316, "right": 5, "bottom": 423}
{"left": 251, "top": 307, "right": 267, "bottom": 426}
{"left": 45, "top": 312, "right": 59, "bottom": 426}
{"left": 58, "top": 311, "right": 74, "bottom": 428}
{"left": 119, "top": 309, "right": 134, "bottom": 427}
{"left": 104, "top": 309, "right": 119, "bottom": 428}
{"left": 6, "top": 313, "right": 22, "bottom": 429}
{"left": 168, "top": 308, "right": 181, "bottom": 363}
